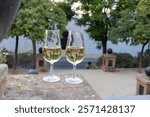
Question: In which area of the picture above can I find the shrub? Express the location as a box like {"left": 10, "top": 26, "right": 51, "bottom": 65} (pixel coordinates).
{"left": 114, "top": 53, "right": 138, "bottom": 68}
{"left": 142, "top": 49, "right": 150, "bottom": 67}
{"left": 0, "top": 50, "right": 7, "bottom": 64}
{"left": 142, "top": 54, "right": 150, "bottom": 67}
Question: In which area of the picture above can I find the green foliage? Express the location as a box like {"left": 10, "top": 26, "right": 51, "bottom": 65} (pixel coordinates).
{"left": 133, "top": 0, "right": 150, "bottom": 44}
{"left": 9, "top": 0, "right": 67, "bottom": 41}
{"left": 109, "top": 0, "right": 150, "bottom": 45}
{"left": 0, "top": 49, "right": 7, "bottom": 64}
{"left": 114, "top": 53, "right": 138, "bottom": 68}
{"left": 8, "top": 0, "right": 68, "bottom": 69}
{"left": 0, "top": 52, "right": 6, "bottom": 64}
{"left": 142, "top": 54, "right": 150, "bottom": 67}
{"left": 109, "top": 0, "right": 137, "bottom": 44}
{"left": 57, "top": 1, "right": 75, "bottom": 21}
{"left": 76, "top": 0, "right": 110, "bottom": 39}
{"left": 114, "top": 52, "right": 150, "bottom": 68}
{"left": 74, "top": 0, "right": 119, "bottom": 54}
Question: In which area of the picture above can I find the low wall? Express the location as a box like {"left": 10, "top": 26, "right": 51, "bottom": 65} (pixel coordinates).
{"left": 0, "top": 64, "right": 8, "bottom": 99}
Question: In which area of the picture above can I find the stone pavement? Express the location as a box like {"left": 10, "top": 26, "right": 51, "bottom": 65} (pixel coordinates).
{"left": 78, "top": 69, "right": 138, "bottom": 99}
{"left": 6, "top": 69, "right": 144, "bottom": 100}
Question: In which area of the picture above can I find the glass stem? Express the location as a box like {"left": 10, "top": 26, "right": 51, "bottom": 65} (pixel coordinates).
{"left": 73, "top": 64, "right": 76, "bottom": 78}
{"left": 50, "top": 63, "right": 54, "bottom": 76}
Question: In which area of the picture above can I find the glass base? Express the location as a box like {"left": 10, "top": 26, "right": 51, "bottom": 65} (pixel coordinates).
{"left": 65, "top": 77, "right": 83, "bottom": 84}
{"left": 43, "top": 75, "right": 60, "bottom": 83}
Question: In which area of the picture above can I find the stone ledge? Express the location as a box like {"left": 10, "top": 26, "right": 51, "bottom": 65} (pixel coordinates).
{"left": 137, "top": 74, "right": 150, "bottom": 84}
{"left": 136, "top": 73, "right": 150, "bottom": 95}
{"left": 0, "top": 64, "right": 8, "bottom": 99}
{"left": 6, "top": 74, "right": 101, "bottom": 100}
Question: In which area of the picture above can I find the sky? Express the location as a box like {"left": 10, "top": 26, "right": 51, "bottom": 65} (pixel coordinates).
{"left": 0, "top": 20, "right": 146, "bottom": 57}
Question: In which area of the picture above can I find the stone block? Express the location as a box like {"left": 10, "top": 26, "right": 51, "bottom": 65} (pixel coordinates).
{"left": 102, "top": 54, "right": 116, "bottom": 72}
{"left": 36, "top": 54, "right": 48, "bottom": 73}
{"left": 136, "top": 73, "right": 150, "bottom": 95}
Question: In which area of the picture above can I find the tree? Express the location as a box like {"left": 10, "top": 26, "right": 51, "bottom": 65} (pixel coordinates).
{"left": 109, "top": 0, "right": 137, "bottom": 43}
{"left": 57, "top": 1, "right": 75, "bottom": 22}
{"left": 9, "top": 0, "right": 67, "bottom": 69}
{"left": 134, "top": 0, "right": 150, "bottom": 69}
{"left": 56, "top": 1, "right": 75, "bottom": 50}
{"left": 73, "top": 0, "right": 118, "bottom": 54}
{"left": 109, "top": 0, "right": 150, "bottom": 69}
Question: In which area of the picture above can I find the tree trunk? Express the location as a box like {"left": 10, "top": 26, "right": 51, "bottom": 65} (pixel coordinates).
{"left": 32, "top": 40, "right": 36, "bottom": 69}
{"left": 102, "top": 15, "right": 108, "bottom": 54}
{"left": 148, "top": 43, "right": 150, "bottom": 54}
{"left": 102, "top": 40, "right": 107, "bottom": 54}
{"left": 13, "top": 35, "right": 19, "bottom": 73}
{"left": 138, "top": 41, "right": 149, "bottom": 72}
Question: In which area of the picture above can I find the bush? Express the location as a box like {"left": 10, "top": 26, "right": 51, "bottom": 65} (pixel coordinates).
{"left": 142, "top": 49, "right": 150, "bottom": 67}
{"left": 18, "top": 52, "right": 33, "bottom": 68}
{"left": 0, "top": 50, "right": 7, "bottom": 64}
{"left": 0, "top": 52, "right": 6, "bottom": 63}
{"left": 114, "top": 53, "right": 138, "bottom": 68}
{"left": 5, "top": 52, "right": 33, "bottom": 68}
{"left": 142, "top": 54, "right": 150, "bottom": 67}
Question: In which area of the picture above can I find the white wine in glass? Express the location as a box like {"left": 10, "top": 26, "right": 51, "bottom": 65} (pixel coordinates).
{"left": 65, "top": 31, "right": 85, "bottom": 84}
{"left": 43, "top": 30, "right": 62, "bottom": 82}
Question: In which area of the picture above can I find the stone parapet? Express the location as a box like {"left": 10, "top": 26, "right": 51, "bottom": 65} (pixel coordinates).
{"left": 0, "top": 64, "right": 8, "bottom": 99}
{"left": 36, "top": 54, "right": 48, "bottom": 73}
{"left": 6, "top": 74, "right": 100, "bottom": 100}
{"left": 136, "top": 73, "right": 150, "bottom": 95}
{"left": 102, "top": 54, "right": 116, "bottom": 72}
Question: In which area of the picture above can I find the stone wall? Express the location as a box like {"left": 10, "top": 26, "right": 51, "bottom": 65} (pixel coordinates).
{"left": 0, "top": 64, "right": 8, "bottom": 99}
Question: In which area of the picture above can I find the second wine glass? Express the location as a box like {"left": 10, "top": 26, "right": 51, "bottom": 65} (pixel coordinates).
{"left": 43, "top": 30, "right": 62, "bottom": 82}
{"left": 65, "top": 31, "right": 85, "bottom": 84}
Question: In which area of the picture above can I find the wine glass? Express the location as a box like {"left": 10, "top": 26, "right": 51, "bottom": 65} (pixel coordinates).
{"left": 65, "top": 31, "right": 85, "bottom": 84}
{"left": 43, "top": 30, "right": 62, "bottom": 82}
